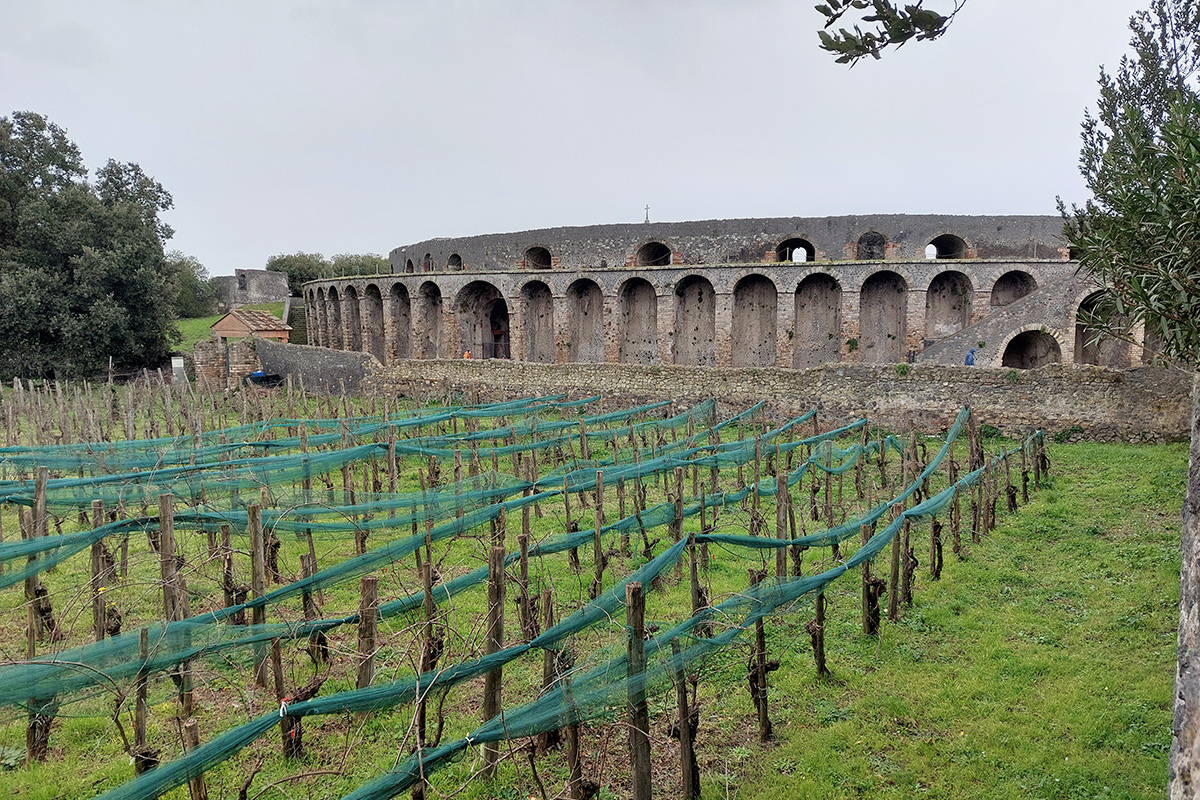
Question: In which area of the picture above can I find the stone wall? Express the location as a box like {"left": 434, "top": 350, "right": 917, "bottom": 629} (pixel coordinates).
{"left": 365, "top": 359, "right": 1192, "bottom": 443}
{"left": 214, "top": 269, "right": 290, "bottom": 310}
{"left": 193, "top": 337, "right": 263, "bottom": 390}
{"left": 254, "top": 338, "right": 381, "bottom": 393}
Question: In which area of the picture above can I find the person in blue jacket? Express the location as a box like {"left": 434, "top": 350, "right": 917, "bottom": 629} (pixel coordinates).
{"left": 964, "top": 348, "right": 976, "bottom": 366}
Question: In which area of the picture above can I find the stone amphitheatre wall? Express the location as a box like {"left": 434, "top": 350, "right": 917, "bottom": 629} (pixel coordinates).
{"left": 303, "top": 214, "right": 1148, "bottom": 372}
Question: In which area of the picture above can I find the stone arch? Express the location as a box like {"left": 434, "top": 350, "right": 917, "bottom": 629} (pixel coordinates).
{"left": 856, "top": 231, "right": 887, "bottom": 260}
{"left": 363, "top": 284, "right": 386, "bottom": 361}
{"left": 673, "top": 275, "right": 716, "bottom": 366}
{"left": 405, "top": 258, "right": 415, "bottom": 274}
{"left": 1002, "top": 329, "right": 1063, "bottom": 369}
{"left": 1075, "top": 291, "right": 1130, "bottom": 367}
{"left": 415, "top": 282, "right": 443, "bottom": 359}
{"left": 521, "top": 280, "right": 555, "bottom": 363}
{"left": 928, "top": 234, "right": 968, "bottom": 259}
{"left": 454, "top": 281, "right": 510, "bottom": 359}
{"left": 327, "top": 287, "right": 344, "bottom": 350}
{"left": 635, "top": 241, "right": 673, "bottom": 267}
{"left": 732, "top": 274, "right": 778, "bottom": 367}
{"left": 421, "top": 253, "right": 433, "bottom": 272}
{"left": 524, "top": 246, "right": 552, "bottom": 270}
{"left": 858, "top": 270, "right": 907, "bottom": 362}
{"left": 447, "top": 253, "right": 463, "bottom": 271}
{"left": 390, "top": 283, "right": 412, "bottom": 360}
{"left": 309, "top": 290, "right": 324, "bottom": 347}
{"left": 794, "top": 273, "right": 842, "bottom": 368}
{"left": 925, "top": 270, "right": 973, "bottom": 340}
{"left": 619, "top": 277, "right": 658, "bottom": 363}
{"left": 567, "top": 278, "right": 604, "bottom": 363}
{"left": 343, "top": 285, "right": 363, "bottom": 351}
{"left": 990, "top": 270, "right": 1037, "bottom": 307}
{"left": 776, "top": 237, "right": 815, "bottom": 263}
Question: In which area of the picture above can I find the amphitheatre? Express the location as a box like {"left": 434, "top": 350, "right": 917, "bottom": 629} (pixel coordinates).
{"left": 303, "top": 213, "right": 1129, "bottom": 371}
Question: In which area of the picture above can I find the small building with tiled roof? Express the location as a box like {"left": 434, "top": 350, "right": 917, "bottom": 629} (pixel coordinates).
{"left": 210, "top": 308, "right": 292, "bottom": 344}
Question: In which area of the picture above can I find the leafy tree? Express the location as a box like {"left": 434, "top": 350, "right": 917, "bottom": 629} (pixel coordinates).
{"left": 1055, "top": 2, "right": 1200, "bottom": 794}
{"left": 266, "top": 251, "right": 330, "bottom": 295}
{"left": 0, "top": 112, "right": 179, "bottom": 379}
{"left": 331, "top": 252, "right": 388, "bottom": 277}
{"left": 167, "top": 251, "right": 216, "bottom": 318}
{"left": 814, "top": 0, "right": 966, "bottom": 64}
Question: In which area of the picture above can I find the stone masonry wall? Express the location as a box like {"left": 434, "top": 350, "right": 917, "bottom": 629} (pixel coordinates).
{"left": 364, "top": 359, "right": 1192, "bottom": 443}
{"left": 254, "top": 338, "right": 381, "bottom": 393}
{"left": 193, "top": 337, "right": 263, "bottom": 391}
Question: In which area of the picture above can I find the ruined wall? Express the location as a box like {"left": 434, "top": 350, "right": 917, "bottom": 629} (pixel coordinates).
{"left": 214, "top": 269, "right": 290, "bottom": 309}
{"left": 365, "top": 360, "right": 1192, "bottom": 443}
{"left": 192, "top": 337, "right": 263, "bottom": 391}
{"left": 387, "top": 214, "right": 1069, "bottom": 273}
{"left": 253, "top": 338, "right": 381, "bottom": 393}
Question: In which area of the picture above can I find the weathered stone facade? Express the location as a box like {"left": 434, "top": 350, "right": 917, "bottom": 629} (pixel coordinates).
{"left": 303, "top": 214, "right": 1150, "bottom": 373}
{"left": 213, "top": 269, "right": 290, "bottom": 310}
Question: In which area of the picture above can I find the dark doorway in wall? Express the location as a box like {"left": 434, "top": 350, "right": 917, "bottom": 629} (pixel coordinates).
{"left": 364, "top": 284, "right": 385, "bottom": 362}
{"left": 447, "top": 253, "right": 463, "bottom": 271}
{"left": 567, "top": 279, "right": 604, "bottom": 362}
{"left": 1075, "top": 291, "right": 1130, "bottom": 367}
{"left": 521, "top": 281, "right": 555, "bottom": 363}
{"left": 636, "top": 241, "right": 672, "bottom": 267}
{"left": 525, "top": 247, "right": 552, "bottom": 269}
{"left": 390, "top": 283, "right": 411, "bottom": 360}
{"left": 731, "top": 274, "right": 777, "bottom": 367}
{"left": 405, "top": 259, "right": 415, "bottom": 274}
{"left": 421, "top": 253, "right": 432, "bottom": 272}
{"left": 674, "top": 275, "right": 716, "bottom": 366}
{"left": 776, "top": 238, "right": 815, "bottom": 263}
{"left": 857, "top": 231, "right": 887, "bottom": 260}
{"left": 619, "top": 277, "right": 658, "bottom": 363}
{"left": 416, "top": 282, "right": 442, "bottom": 358}
{"left": 1002, "top": 331, "right": 1061, "bottom": 369}
{"left": 928, "top": 234, "right": 968, "bottom": 259}
{"left": 486, "top": 299, "right": 510, "bottom": 359}
{"left": 990, "top": 271, "right": 1037, "bottom": 306}
{"left": 925, "top": 270, "right": 972, "bottom": 340}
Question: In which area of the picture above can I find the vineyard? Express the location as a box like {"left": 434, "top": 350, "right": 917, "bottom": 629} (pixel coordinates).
{"left": 0, "top": 377, "right": 1107, "bottom": 799}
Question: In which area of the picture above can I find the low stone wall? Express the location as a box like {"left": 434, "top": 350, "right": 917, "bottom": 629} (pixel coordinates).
{"left": 193, "top": 337, "right": 262, "bottom": 391}
{"left": 254, "top": 339, "right": 381, "bottom": 393}
{"left": 365, "top": 359, "right": 1192, "bottom": 443}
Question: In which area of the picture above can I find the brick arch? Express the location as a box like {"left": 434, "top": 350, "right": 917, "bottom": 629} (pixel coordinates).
{"left": 924, "top": 270, "right": 973, "bottom": 341}
{"left": 674, "top": 274, "right": 716, "bottom": 366}
{"left": 520, "top": 279, "right": 555, "bottom": 363}
{"left": 858, "top": 270, "right": 908, "bottom": 362}
{"left": 363, "top": 283, "right": 386, "bottom": 361}
{"left": 415, "top": 281, "right": 443, "bottom": 359}
{"left": 566, "top": 278, "right": 604, "bottom": 363}
{"left": 453, "top": 280, "right": 510, "bottom": 359}
{"left": 992, "top": 324, "right": 1070, "bottom": 369}
{"left": 731, "top": 273, "right": 778, "bottom": 367}
{"left": 793, "top": 273, "right": 842, "bottom": 368}
{"left": 326, "top": 286, "right": 343, "bottom": 350}
{"left": 617, "top": 276, "right": 658, "bottom": 363}
{"left": 389, "top": 282, "right": 412, "bottom": 360}
{"left": 630, "top": 239, "right": 676, "bottom": 267}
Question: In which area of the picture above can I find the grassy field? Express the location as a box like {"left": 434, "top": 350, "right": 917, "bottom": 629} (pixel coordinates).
{"left": 0, "top": 415, "right": 1184, "bottom": 799}
{"left": 174, "top": 303, "right": 287, "bottom": 353}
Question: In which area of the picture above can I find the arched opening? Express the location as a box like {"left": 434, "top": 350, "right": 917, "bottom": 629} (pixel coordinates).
{"left": 455, "top": 281, "right": 510, "bottom": 360}
{"left": 1002, "top": 331, "right": 1062, "bottom": 369}
{"left": 364, "top": 284, "right": 386, "bottom": 362}
{"left": 673, "top": 275, "right": 716, "bottom": 366}
{"left": 447, "top": 253, "right": 463, "bottom": 271}
{"left": 856, "top": 231, "right": 887, "bottom": 260}
{"left": 859, "top": 270, "right": 907, "bottom": 362}
{"left": 521, "top": 281, "right": 555, "bottom": 363}
{"left": 990, "top": 271, "right": 1037, "bottom": 307}
{"left": 928, "top": 234, "right": 968, "bottom": 259}
{"left": 776, "top": 238, "right": 815, "bottom": 263}
{"left": 567, "top": 279, "right": 604, "bottom": 363}
{"left": 415, "top": 282, "right": 442, "bottom": 359}
{"left": 925, "top": 271, "right": 973, "bottom": 340}
{"left": 405, "top": 259, "right": 415, "bottom": 274}
{"left": 308, "top": 290, "right": 323, "bottom": 347}
{"left": 421, "top": 253, "right": 432, "bottom": 272}
{"left": 389, "top": 283, "right": 411, "bottom": 360}
{"left": 1075, "top": 291, "right": 1130, "bottom": 367}
{"left": 343, "top": 285, "right": 363, "bottom": 352}
{"left": 327, "top": 287, "right": 343, "bottom": 350}
{"left": 732, "top": 274, "right": 778, "bottom": 367}
{"left": 619, "top": 277, "right": 658, "bottom": 363}
{"left": 524, "top": 247, "right": 552, "bottom": 270}
{"left": 635, "top": 241, "right": 673, "bottom": 267}
{"left": 794, "top": 274, "right": 841, "bottom": 368}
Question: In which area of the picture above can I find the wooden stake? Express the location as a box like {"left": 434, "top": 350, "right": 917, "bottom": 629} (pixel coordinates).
{"left": 357, "top": 575, "right": 378, "bottom": 689}
{"left": 482, "top": 545, "right": 506, "bottom": 776}
{"left": 672, "top": 639, "right": 699, "bottom": 799}
{"left": 248, "top": 503, "right": 269, "bottom": 687}
{"left": 184, "top": 718, "right": 208, "bottom": 800}
{"left": 626, "top": 582, "right": 651, "bottom": 800}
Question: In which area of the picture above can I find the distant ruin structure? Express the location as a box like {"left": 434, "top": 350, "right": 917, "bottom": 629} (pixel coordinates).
{"left": 301, "top": 214, "right": 1146, "bottom": 370}
{"left": 214, "top": 268, "right": 290, "bottom": 310}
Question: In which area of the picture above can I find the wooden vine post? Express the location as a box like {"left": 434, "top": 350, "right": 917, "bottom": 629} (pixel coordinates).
{"left": 590, "top": 470, "right": 605, "bottom": 600}
{"left": 672, "top": 639, "right": 700, "bottom": 799}
{"left": 482, "top": 544, "right": 506, "bottom": 777}
{"left": 357, "top": 575, "right": 378, "bottom": 690}
{"left": 248, "top": 503, "right": 269, "bottom": 687}
{"left": 91, "top": 499, "right": 110, "bottom": 642}
{"left": 748, "top": 569, "right": 777, "bottom": 741}
{"left": 626, "top": 582, "right": 651, "bottom": 800}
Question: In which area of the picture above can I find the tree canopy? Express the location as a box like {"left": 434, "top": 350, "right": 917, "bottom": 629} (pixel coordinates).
{"left": 267, "top": 251, "right": 390, "bottom": 295}
{"left": 0, "top": 112, "right": 181, "bottom": 379}
{"left": 815, "top": 0, "right": 966, "bottom": 64}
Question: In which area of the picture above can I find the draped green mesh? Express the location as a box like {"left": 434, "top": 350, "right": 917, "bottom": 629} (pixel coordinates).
{"left": 0, "top": 395, "right": 1042, "bottom": 800}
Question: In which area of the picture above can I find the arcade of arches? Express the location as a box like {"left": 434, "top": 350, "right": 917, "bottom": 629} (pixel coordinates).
{"left": 306, "top": 264, "right": 1143, "bottom": 370}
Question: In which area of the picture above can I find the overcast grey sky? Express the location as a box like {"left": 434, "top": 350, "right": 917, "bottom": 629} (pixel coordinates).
{"left": 2, "top": 1, "right": 1145, "bottom": 276}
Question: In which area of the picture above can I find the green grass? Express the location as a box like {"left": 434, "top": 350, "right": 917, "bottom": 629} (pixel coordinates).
{"left": 174, "top": 302, "right": 287, "bottom": 354}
